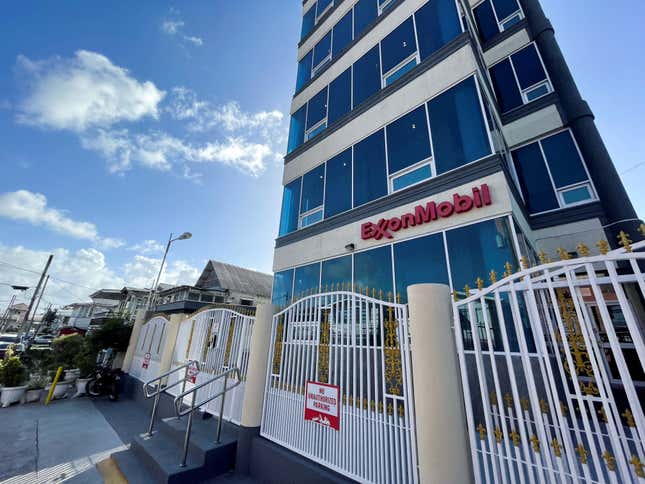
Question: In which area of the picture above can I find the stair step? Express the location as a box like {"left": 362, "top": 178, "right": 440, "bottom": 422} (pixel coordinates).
{"left": 132, "top": 432, "right": 205, "bottom": 484}
{"left": 160, "top": 415, "right": 237, "bottom": 462}
{"left": 112, "top": 448, "right": 159, "bottom": 484}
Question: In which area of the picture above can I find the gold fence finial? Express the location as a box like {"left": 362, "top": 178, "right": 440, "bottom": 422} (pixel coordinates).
{"left": 372, "top": 288, "right": 377, "bottom": 299}
{"left": 504, "top": 393, "right": 513, "bottom": 408}
{"left": 551, "top": 438, "right": 562, "bottom": 457}
{"left": 538, "top": 251, "right": 549, "bottom": 264}
{"left": 530, "top": 435, "right": 540, "bottom": 453}
{"left": 477, "top": 423, "right": 486, "bottom": 440}
{"left": 476, "top": 277, "right": 484, "bottom": 290}
{"left": 379, "top": 289, "right": 384, "bottom": 301}
{"left": 494, "top": 427, "right": 503, "bottom": 443}
{"left": 464, "top": 285, "right": 471, "bottom": 298}
{"left": 639, "top": 223, "right": 645, "bottom": 238}
{"left": 597, "top": 240, "right": 610, "bottom": 255}
{"left": 576, "top": 243, "right": 591, "bottom": 257}
{"left": 631, "top": 455, "right": 645, "bottom": 478}
{"left": 576, "top": 443, "right": 588, "bottom": 464}
{"left": 489, "top": 270, "right": 498, "bottom": 284}
{"left": 520, "top": 396, "right": 529, "bottom": 411}
{"left": 539, "top": 399, "right": 548, "bottom": 414}
{"left": 520, "top": 256, "right": 530, "bottom": 270}
{"left": 387, "top": 292, "right": 393, "bottom": 303}
{"left": 503, "top": 262, "right": 513, "bottom": 278}
{"left": 623, "top": 408, "right": 636, "bottom": 427}
{"left": 618, "top": 231, "right": 633, "bottom": 252}
{"left": 396, "top": 293, "right": 402, "bottom": 304}
{"left": 510, "top": 429, "right": 520, "bottom": 447}
{"left": 557, "top": 247, "right": 570, "bottom": 261}
{"left": 490, "top": 391, "right": 498, "bottom": 406}
{"left": 452, "top": 291, "right": 459, "bottom": 302}
{"left": 603, "top": 451, "right": 616, "bottom": 471}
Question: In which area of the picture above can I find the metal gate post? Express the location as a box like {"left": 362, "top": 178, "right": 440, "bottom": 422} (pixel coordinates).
{"left": 408, "top": 284, "right": 473, "bottom": 484}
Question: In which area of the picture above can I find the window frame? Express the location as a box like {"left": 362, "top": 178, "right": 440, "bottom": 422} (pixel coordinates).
{"left": 379, "top": 15, "right": 421, "bottom": 88}
{"left": 472, "top": 0, "right": 524, "bottom": 38}
{"left": 304, "top": 87, "right": 329, "bottom": 142}
{"left": 312, "top": 31, "right": 334, "bottom": 77}
{"left": 378, "top": 0, "right": 397, "bottom": 15}
{"left": 315, "top": 0, "right": 335, "bottom": 24}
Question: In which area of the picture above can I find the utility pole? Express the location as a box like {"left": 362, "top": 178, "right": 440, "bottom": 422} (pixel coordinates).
{"left": 24, "top": 275, "right": 49, "bottom": 338}
{"left": 21, "top": 254, "right": 53, "bottom": 338}
{"left": 0, "top": 294, "right": 17, "bottom": 333}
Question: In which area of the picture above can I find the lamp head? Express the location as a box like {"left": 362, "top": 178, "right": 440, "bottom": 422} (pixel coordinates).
{"left": 177, "top": 232, "right": 192, "bottom": 241}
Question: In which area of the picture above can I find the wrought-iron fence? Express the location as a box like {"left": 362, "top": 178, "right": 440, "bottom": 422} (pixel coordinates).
{"left": 453, "top": 234, "right": 645, "bottom": 483}
{"left": 130, "top": 315, "right": 168, "bottom": 381}
{"left": 261, "top": 290, "right": 418, "bottom": 484}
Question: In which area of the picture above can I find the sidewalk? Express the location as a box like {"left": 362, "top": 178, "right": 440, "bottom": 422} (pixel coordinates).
{"left": 0, "top": 398, "right": 127, "bottom": 484}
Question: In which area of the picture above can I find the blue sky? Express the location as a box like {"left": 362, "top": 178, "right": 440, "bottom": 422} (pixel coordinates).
{"left": 0, "top": 0, "right": 643, "bottom": 308}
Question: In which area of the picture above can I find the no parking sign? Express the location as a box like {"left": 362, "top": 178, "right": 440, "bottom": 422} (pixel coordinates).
{"left": 187, "top": 360, "right": 199, "bottom": 383}
{"left": 142, "top": 352, "right": 151, "bottom": 369}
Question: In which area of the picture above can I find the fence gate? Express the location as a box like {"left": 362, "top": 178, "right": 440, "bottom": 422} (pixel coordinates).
{"left": 261, "top": 291, "right": 418, "bottom": 484}
{"left": 166, "top": 308, "right": 255, "bottom": 425}
{"left": 130, "top": 316, "right": 168, "bottom": 381}
{"left": 453, "top": 240, "right": 645, "bottom": 483}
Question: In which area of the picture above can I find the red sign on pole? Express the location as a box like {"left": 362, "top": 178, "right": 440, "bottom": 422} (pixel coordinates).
{"left": 304, "top": 381, "right": 340, "bottom": 431}
{"left": 142, "top": 352, "right": 151, "bottom": 369}
{"left": 187, "top": 360, "right": 199, "bottom": 384}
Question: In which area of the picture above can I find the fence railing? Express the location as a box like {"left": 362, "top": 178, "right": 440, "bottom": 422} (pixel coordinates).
{"left": 261, "top": 290, "right": 418, "bottom": 484}
{"left": 453, "top": 237, "right": 645, "bottom": 483}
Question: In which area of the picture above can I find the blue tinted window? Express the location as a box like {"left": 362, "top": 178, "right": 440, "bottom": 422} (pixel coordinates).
{"left": 321, "top": 255, "right": 352, "bottom": 290}
{"left": 354, "top": 0, "right": 378, "bottom": 38}
{"left": 490, "top": 58, "right": 523, "bottom": 113}
{"left": 473, "top": 1, "right": 499, "bottom": 43}
{"left": 317, "top": 0, "right": 334, "bottom": 18}
{"left": 428, "top": 77, "right": 491, "bottom": 174}
{"left": 301, "top": 164, "right": 325, "bottom": 213}
{"left": 394, "top": 233, "right": 449, "bottom": 303}
{"left": 296, "top": 52, "right": 313, "bottom": 92}
{"left": 512, "top": 142, "right": 559, "bottom": 214}
{"left": 511, "top": 44, "right": 547, "bottom": 90}
{"left": 294, "top": 262, "right": 321, "bottom": 296}
{"left": 541, "top": 131, "right": 588, "bottom": 188}
{"left": 333, "top": 11, "right": 353, "bottom": 58}
{"left": 272, "top": 269, "right": 294, "bottom": 306}
{"left": 354, "top": 246, "right": 393, "bottom": 296}
{"left": 392, "top": 164, "right": 432, "bottom": 191}
{"left": 562, "top": 186, "right": 592, "bottom": 204}
{"left": 325, "top": 148, "right": 353, "bottom": 217}
{"left": 446, "top": 218, "right": 517, "bottom": 291}
{"left": 353, "top": 46, "right": 381, "bottom": 107}
{"left": 301, "top": 210, "right": 323, "bottom": 227}
{"left": 386, "top": 105, "right": 431, "bottom": 173}
{"left": 328, "top": 68, "right": 352, "bottom": 125}
{"left": 287, "top": 106, "right": 307, "bottom": 154}
{"left": 354, "top": 130, "right": 387, "bottom": 206}
{"left": 301, "top": 6, "right": 316, "bottom": 40}
{"left": 278, "top": 178, "right": 301, "bottom": 236}
{"left": 414, "top": 0, "right": 462, "bottom": 60}
{"left": 385, "top": 59, "right": 417, "bottom": 86}
{"left": 381, "top": 18, "right": 417, "bottom": 74}
{"left": 313, "top": 31, "right": 332, "bottom": 68}
{"left": 493, "top": 0, "right": 520, "bottom": 20}
{"left": 306, "top": 88, "right": 328, "bottom": 130}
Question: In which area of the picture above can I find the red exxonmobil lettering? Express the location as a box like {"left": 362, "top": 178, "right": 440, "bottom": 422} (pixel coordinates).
{"left": 361, "top": 184, "right": 492, "bottom": 241}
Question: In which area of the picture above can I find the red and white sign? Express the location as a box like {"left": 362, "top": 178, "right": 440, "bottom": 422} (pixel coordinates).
{"left": 187, "top": 360, "right": 199, "bottom": 384}
{"left": 142, "top": 352, "right": 151, "bottom": 369}
{"left": 361, "top": 184, "right": 492, "bottom": 241}
{"left": 304, "top": 381, "right": 340, "bottom": 431}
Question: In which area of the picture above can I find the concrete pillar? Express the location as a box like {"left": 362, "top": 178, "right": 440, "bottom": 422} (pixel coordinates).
{"left": 122, "top": 309, "right": 147, "bottom": 373}
{"left": 236, "top": 303, "right": 276, "bottom": 475}
{"left": 158, "top": 314, "right": 183, "bottom": 375}
{"left": 407, "top": 284, "right": 473, "bottom": 484}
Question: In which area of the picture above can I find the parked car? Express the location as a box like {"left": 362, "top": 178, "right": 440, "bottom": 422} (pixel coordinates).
{"left": 0, "top": 334, "right": 25, "bottom": 357}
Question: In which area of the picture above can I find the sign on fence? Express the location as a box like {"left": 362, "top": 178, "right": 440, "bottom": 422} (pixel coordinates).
{"left": 305, "top": 381, "right": 340, "bottom": 431}
{"left": 142, "top": 352, "right": 151, "bottom": 369}
{"left": 187, "top": 360, "right": 199, "bottom": 384}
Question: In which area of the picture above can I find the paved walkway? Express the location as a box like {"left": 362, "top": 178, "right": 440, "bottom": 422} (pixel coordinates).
{"left": 0, "top": 398, "right": 127, "bottom": 484}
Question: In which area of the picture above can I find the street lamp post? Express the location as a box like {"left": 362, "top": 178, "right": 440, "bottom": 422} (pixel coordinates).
{"left": 146, "top": 232, "right": 192, "bottom": 311}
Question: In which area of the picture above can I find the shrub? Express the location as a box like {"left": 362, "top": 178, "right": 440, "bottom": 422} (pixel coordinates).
{"left": 49, "top": 334, "right": 85, "bottom": 372}
{"left": 87, "top": 318, "right": 133, "bottom": 353}
{"left": 74, "top": 342, "right": 97, "bottom": 378}
{"left": 27, "top": 373, "right": 48, "bottom": 390}
{"left": 0, "top": 357, "right": 28, "bottom": 387}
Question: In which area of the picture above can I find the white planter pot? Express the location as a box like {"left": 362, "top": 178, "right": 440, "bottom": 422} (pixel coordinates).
{"left": 1, "top": 385, "right": 28, "bottom": 408}
{"left": 45, "top": 381, "right": 71, "bottom": 400}
{"left": 26, "top": 389, "right": 42, "bottom": 403}
{"left": 64, "top": 369, "right": 80, "bottom": 382}
{"left": 73, "top": 378, "right": 91, "bottom": 398}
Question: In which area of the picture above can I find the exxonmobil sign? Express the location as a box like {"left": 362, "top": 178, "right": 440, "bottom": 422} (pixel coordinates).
{"left": 361, "top": 184, "right": 492, "bottom": 241}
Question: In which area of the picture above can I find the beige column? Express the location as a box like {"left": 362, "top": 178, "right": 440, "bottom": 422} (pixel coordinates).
{"left": 407, "top": 284, "right": 473, "bottom": 484}
{"left": 122, "top": 308, "right": 147, "bottom": 373}
{"left": 158, "top": 313, "right": 184, "bottom": 374}
{"left": 240, "top": 303, "right": 276, "bottom": 428}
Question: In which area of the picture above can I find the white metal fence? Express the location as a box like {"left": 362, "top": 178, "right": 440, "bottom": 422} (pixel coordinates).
{"left": 130, "top": 316, "right": 168, "bottom": 381}
{"left": 453, "top": 238, "right": 645, "bottom": 483}
{"left": 166, "top": 308, "right": 255, "bottom": 425}
{"left": 261, "top": 291, "right": 418, "bottom": 484}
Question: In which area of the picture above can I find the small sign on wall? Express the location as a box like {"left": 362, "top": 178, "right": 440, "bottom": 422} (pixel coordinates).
{"left": 142, "top": 352, "right": 151, "bottom": 369}
{"left": 304, "top": 381, "right": 340, "bottom": 431}
{"left": 187, "top": 360, "right": 199, "bottom": 384}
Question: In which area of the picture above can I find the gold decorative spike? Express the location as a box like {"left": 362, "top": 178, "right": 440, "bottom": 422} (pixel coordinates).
{"left": 575, "top": 443, "right": 588, "bottom": 464}
{"left": 317, "top": 310, "right": 330, "bottom": 383}
{"left": 370, "top": 400, "right": 376, "bottom": 411}
{"left": 464, "top": 285, "right": 471, "bottom": 298}
{"left": 551, "top": 438, "right": 562, "bottom": 458}
{"left": 639, "top": 224, "right": 645, "bottom": 238}
{"left": 364, "top": 286, "right": 369, "bottom": 297}
{"left": 398, "top": 404, "right": 404, "bottom": 417}
{"left": 623, "top": 409, "right": 636, "bottom": 428}
{"left": 557, "top": 247, "right": 570, "bottom": 260}
{"left": 520, "top": 256, "right": 530, "bottom": 270}
{"left": 490, "top": 392, "right": 498, "bottom": 406}
{"left": 576, "top": 243, "right": 591, "bottom": 257}
{"left": 325, "top": 283, "right": 329, "bottom": 293}
{"left": 272, "top": 317, "right": 284, "bottom": 374}
{"left": 489, "top": 270, "right": 498, "bottom": 284}
{"left": 538, "top": 251, "right": 549, "bottom": 264}
{"left": 597, "top": 240, "right": 610, "bottom": 255}
{"left": 598, "top": 406, "right": 608, "bottom": 423}
{"left": 520, "top": 396, "right": 529, "bottom": 412}
{"left": 348, "top": 395, "right": 354, "bottom": 407}
{"left": 372, "top": 288, "right": 377, "bottom": 299}
{"left": 631, "top": 455, "right": 645, "bottom": 478}
{"left": 530, "top": 435, "right": 540, "bottom": 453}
{"left": 379, "top": 289, "right": 384, "bottom": 301}
{"left": 603, "top": 451, "right": 616, "bottom": 471}
{"left": 582, "top": 382, "right": 599, "bottom": 396}
{"left": 503, "top": 262, "right": 513, "bottom": 278}
{"left": 540, "top": 399, "right": 548, "bottom": 414}
{"left": 342, "top": 394, "right": 347, "bottom": 405}
{"left": 223, "top": 318, "right": 236, "bottom": 366}
{"left": 396, "top": 293, "right": 402, "bottom": 304}
{"left": 493, "top": 427, "right": 503, "bottom": 444}
{"left": 618, "top": 231, "right": 633, "bottom": 252}
{"left": 510, "top": 429, "right": 520, "bottom": 447}
{"left": 378, "top": 401, "right": 384, "bottom": 414}
{"left": 387, "top": 402, "right": 393, "bottom": 415}
{"left": 504, "top": 393, "right": 513, "bottom": 408}
{"left": 560, "top": 401, "right": 568, "bottom": 416}
{"left": 452, "top": 291, "right": 459, "bottom": 302}
{"left": 477, "top": 423, "right": 487, "bottom": 440}
{"left": 476, "top": 277, "right": 484, "bottom": 290}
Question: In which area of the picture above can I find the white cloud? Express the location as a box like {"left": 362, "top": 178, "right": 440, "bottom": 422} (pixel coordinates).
{"left": 0, "top": 190, "right": 125, "bottom": 249}
{"left": 123, "top": 255, "right": 201, "bottom": 289}
{"left": 129, "top": 240, "right": 165, "bottom": 255}
{"left": 161, "top": 9, "right": 204, "bottom": 47}
{"left": 16, "top": 50, "right": 165, "bottom": 132}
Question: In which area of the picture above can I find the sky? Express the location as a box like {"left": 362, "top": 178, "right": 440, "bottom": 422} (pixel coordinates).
{"left": 0, "top": 0, "right": 643, "bottom": 311}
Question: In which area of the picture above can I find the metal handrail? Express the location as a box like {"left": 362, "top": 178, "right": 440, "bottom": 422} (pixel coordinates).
{"left": 173, "top": 367, "right": 241, "bottom": 467}
{"left": 142, "top": 360, "right": 199, "bottom": 436}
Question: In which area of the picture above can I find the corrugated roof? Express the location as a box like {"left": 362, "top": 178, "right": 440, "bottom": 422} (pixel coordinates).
{"left": 195, "top": 261, "right": 272, "bottom": 298}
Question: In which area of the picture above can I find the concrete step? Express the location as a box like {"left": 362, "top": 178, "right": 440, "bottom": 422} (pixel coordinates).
{"left": 112, "top": 448, "right": 158, "bottom": 484}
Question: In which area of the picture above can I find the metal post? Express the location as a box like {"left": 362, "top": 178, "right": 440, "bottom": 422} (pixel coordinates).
{"left": 181, "top": 390, "right": 196, "bottom": 467}
{"left": 147, "top": 387, "right": 161, "bottom": 436}
{"left": 216, "top": 373, "right": 228, "bottom": 444}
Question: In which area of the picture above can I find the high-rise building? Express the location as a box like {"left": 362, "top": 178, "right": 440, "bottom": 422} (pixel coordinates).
{"left": 272, "top": 0, "right": 640, "bottom": 305}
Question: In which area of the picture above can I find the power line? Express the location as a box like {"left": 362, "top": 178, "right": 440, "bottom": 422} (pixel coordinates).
{"left": 620, "top": 161, "right": 645, "bottom": 176}
{"left": 0, "top": 259, "right": 101, "bottom": 292}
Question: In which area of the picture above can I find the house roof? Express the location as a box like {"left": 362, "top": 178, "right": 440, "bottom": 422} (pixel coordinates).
{"left": 90, "top": 289, "right": 123, "bottom": 301}
{"left": 195, "top": 261, "right": 272, "bottom": 298}
{"left": 10, "top": 303, "right": 29, "bottom": 311}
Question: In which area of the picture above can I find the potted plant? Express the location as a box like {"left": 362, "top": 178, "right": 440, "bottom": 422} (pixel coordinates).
{"left": 0, "top": 356, "right": 28, "bottom": 407}
{"left": 73, "top": 342, "right": 96, "bottom": 398}
{"left": 26, "top": 374, "right": 48, "bottom": 403}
